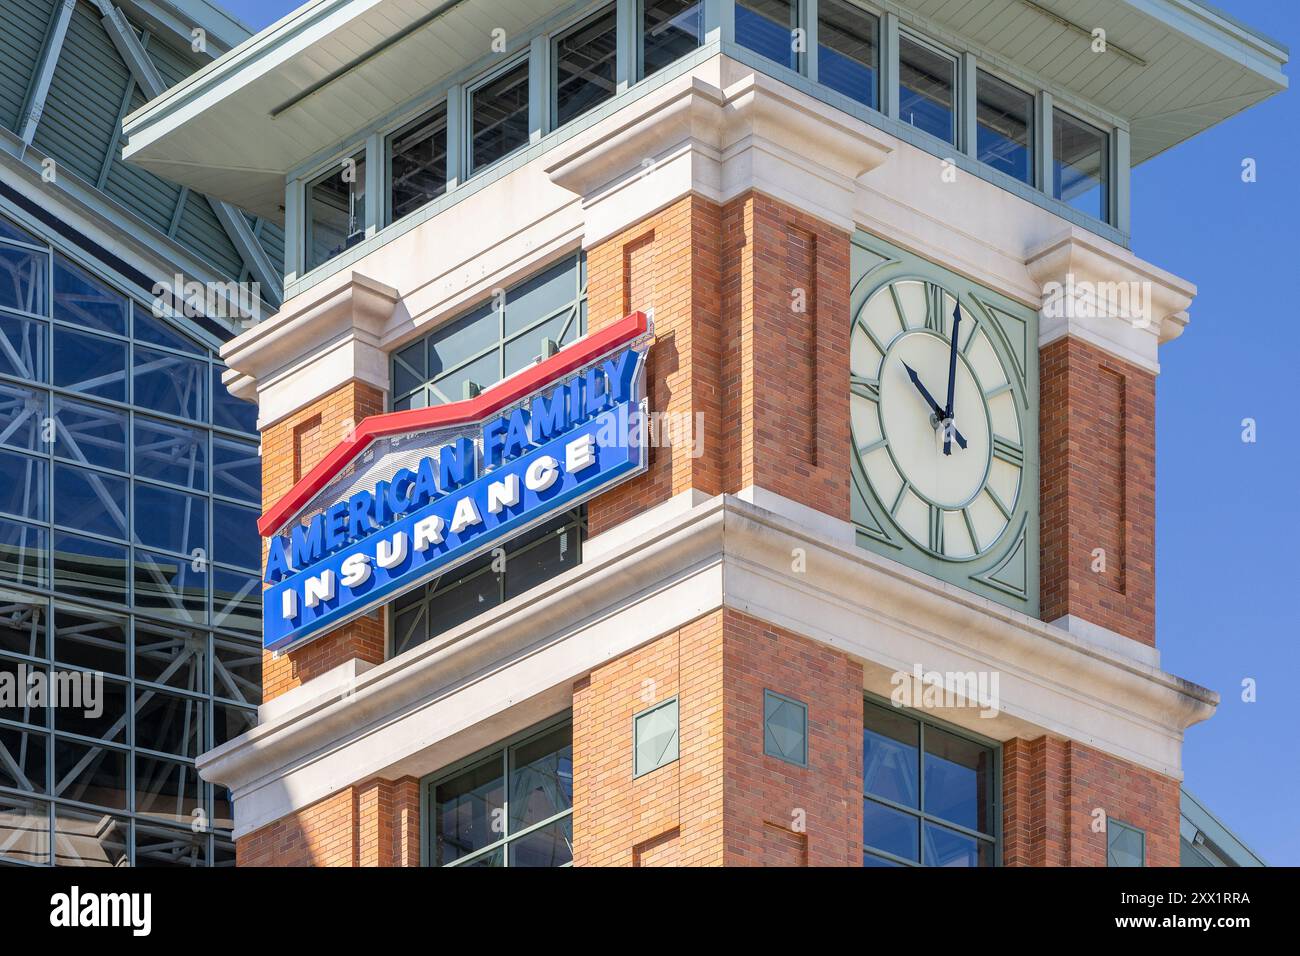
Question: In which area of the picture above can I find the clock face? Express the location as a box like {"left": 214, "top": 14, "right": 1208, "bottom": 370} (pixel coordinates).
{"left": 850, "top": 279, "right": 1025, "bottom": 560}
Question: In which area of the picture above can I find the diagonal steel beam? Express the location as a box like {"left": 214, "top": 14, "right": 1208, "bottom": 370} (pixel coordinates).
{"left": 19, "top": 0, "right": 78, "bottom": 149}
{"left": 93, "top": 0, "right": 284, "bottom": 306}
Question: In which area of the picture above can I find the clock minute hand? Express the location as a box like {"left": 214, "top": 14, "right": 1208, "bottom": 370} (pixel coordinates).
{"left": 943, "top": 302, "right": 962, "bottom": 455}
{"left": 902, "top": 362, "right": 967, "bottom": 449}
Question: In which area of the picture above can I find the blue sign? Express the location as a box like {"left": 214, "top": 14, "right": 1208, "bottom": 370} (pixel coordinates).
{"left": 262, "top": 345, "right": 647, "bottom": 652}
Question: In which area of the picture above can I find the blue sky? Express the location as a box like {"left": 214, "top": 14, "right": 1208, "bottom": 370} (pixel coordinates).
{"left": 215, "top": 0, "right": 1297, "bottom": 863}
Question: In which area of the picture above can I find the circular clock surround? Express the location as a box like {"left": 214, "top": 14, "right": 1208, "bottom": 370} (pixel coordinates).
{"left": 851, "top": 278, "right": 1025, "bottom": 561}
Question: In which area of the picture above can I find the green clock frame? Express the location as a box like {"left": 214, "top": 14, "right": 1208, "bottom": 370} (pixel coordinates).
{"left": 849, "top": 231, "right": 1040, "bottom": 618}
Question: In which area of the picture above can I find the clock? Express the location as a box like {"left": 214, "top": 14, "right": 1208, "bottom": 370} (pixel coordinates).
{"left": 850, "top": 277, "right": 1026, "bottom": 561}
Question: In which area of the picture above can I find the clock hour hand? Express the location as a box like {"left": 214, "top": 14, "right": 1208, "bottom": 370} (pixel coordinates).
{"left": 902, "top": 362, "right": 967, "bottom": 450}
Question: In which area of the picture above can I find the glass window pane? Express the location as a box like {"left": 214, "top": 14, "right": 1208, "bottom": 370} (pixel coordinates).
{"left": 53, "top": 254, "right": 127, "bottom": 335}
{"left": 0, "top": 214, "right": 40, "bottom": 245}
{"left": 0, "top": 311, "right": 47, "bottom": 381}
{"left": 134, "top": 345, "right": 207, "bottom": 421}
{"left": 134, "top": 483, "right": 207, "bottom": 557}
{"left": 212, "top": 435, "right": 259, "bottom": 503}
{"left": 212, "top": 365, "right": 258, "bottom": 434}
{"left": 862, "top": 702, "right": 919, "bottom": 807}
{"left": 53, "top": 464, "right": 128, "bottom": 540}
{"left": 642, "top": 0, "right": 702, "bottom": 78}
{"left": 899, "top": 34, "right": 955, "bottom": 143}
{"left": 1054, "top": 109, "right": 1109, "bottom": 221}
{"left": 53, "top": 673, "right": 127, "bottom": 743}
{"left": 1108, "top": 820, "right": 1145, "bottom": 866}
{"left": 977, "top": 70, "right": 1034, "bottom": 185}
{"left": 0, "top": 380, "right": 47, "bottom": 452}
{"left": 505, "top": 256, "right": 580, "bottom": 336}
{"left": 504, "top": 518, "right": 580, "bottom": 599}
{"left": 428, "top": 301, "right": 497, "bottom": 377}
{"left": 53, "top": 327, "right": 127, "bottom": 402}
{"left": 136, "top": 416, "right": 208, "bottom": 490}
{"left": 135, "top": 687, "right": 205, "bottom": 758}
{"left": 0, "top": 654, "right": 48, "bottom": 726}
{"left": 0, "top": 587, "right": 46, "bottom": 658}
{"left": 0, "top": 725, "right": 47, "bottom": 793}
{"left": 52, "top": 532, "right": 127, "bottom": 605}
{"left": 554, "top": 7, "right": 618, "bottom": 128}
{"left": 54, "top": 604, "right": 127, "bottom": 677}
{"left": 736, "top": 0, "right": 798, "bottom": 70}
{"left": 212, "top": 634, "right": 260, "bottom": 705}
{"left": 508, "top": 815, "right": 573, "bottom": 867}
{"left": 923, "top": 725, "right": 994, "bottom": 835}
{"left": 818, "top": 0, "right": 879, "bottom": 109}
{"left": 212, "top": 501, "right": 259, "bottom": 570}
{"left": 135, "top": 620, "right": 208, "bottom": 693}
{"left": 54, "top": 739, "right": 129, "bottom": 812}
{"left": 213, "top": 701, "right": 256, "bottom": 747}
{"left": 52, "top": 395, "right": 127, "bottom": 471}
{"left": 863, "top": 851, "right": 904, "bottom": 866}
{"left": 134, "top": 308, "right": 205, "bottom": 356}
{"left": 136, "top": 822, "right": 209, "bottom": 867}
{"left": 135, "top": 548, "right": 207, "bottom": 626}
{"left": 434, "top": 753, "right": 505, "bottom": 865}
{"left": 470, "top": 60, "right": 530, "bottom": 174}
{"left": 509, "top": 723, "right": 573, "bottom": 830}
{"left": 0, "top": 517, "right": 47, "bottom": 589}
{"left": 0, "top": 242, "right": 48, "bottom": 315}
{"left": 862, "top": 798, "right": 919, "bottom": 862}
{"left": 52, "top": 803, "right": 129, "bottom": 866}
{"left": 307, "top": 153, "right": 366, "bottom": 272}
{"left": 136, "top": 753, "right": 202, "bottom": 826}
{"left": 212, "top": 567, "right": 260, "bottom": 638}
{"left": 0, "top": 447, "right": 45, "bottom": 522}
{"left": 392, "top": 339, "right": 426, "bottom": 397}
{"left": 431, "top": 349, "right": 498, "bottom": 405}
{"left": 924, "top": 821, "right": 993, "bottom": 867}
{"left": 0, "top": 794, "right": 50, "bottom": 864}
{"left": 389, "top": 106, "right": 448, "bottom": 223}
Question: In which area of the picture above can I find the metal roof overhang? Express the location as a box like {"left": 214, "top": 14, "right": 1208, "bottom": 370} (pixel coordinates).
{"left": 121, "top": 0, "right": 1287, "bottom": 223}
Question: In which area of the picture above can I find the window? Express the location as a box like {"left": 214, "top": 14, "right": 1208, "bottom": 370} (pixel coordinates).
{"left": 862, "top": 697, "right": 997, "bottom": 866}
{"left": 641, "top": 0, "right": 702, "bottom": 79}
{"left": 306, "top": 152, "right": 366, "bottom": 272}
{"left": 1108, "top": 818, "right": 1145, "bottom": 866}
{"left": 976, "top": 70, "right": 1034, "bottom": 185}
{"left": 1053, "top": 108, "right": 1109, "bottom": 222}
{"left": 427, "top": 717, "right": 573, "bottom": 866}
{"left": 736, "top": 0, "right": 798, "bottom": 70}
{"left": 818, "top": 0, "right": 879, "bottom": 109}
{"left": 0, "top": 211, "right": 258, "bottom": 867}
{"left": 634, "top": 697, "right": 679, "bottom": 776}
{"left": 387, "top": 105, "right": 448, "bottom": 225}
{"left": 390, "top": 252, "right": 585, "bottom": 411}
{"left": 898, "top": 34, "right": 956, "bottom": 144}
{"left": 470, "top": 58, "right": 531, "bottom": 175}
{"left": 554, "top": 7, "right": 618, "bottom": 127}
{"left": 763, "top": 690, "right": 808, "bottom": 766}
{"left": 391, "top": 510, "right": 584, "bottom": 656}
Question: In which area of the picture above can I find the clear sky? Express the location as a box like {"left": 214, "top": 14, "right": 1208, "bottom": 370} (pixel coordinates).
{"left": 213, "top": 0, "right": 1297, "bottom": 863}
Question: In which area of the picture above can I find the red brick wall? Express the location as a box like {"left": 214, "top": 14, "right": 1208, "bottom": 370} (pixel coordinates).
{"left": 1040, "top": 336, "right": 1156, "bottom": 645}
{"left": 1003, "top": 736, "right": 1179, "bottom": 866}
{"left": 572, "top": 608, "right": 863, "bottom": 867}
{"left": 259, "top": 380, "right": 388, "bottom": 702}
{"left": 237, "top": 776, "right": 420, "bottom": 867}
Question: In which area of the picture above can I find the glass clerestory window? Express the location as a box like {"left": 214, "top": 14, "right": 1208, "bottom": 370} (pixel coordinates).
{"left": 388, "top": 105, "right": 448, "bottom": 225}
{"left": 736, "top": 0, "right": 798, "bottom": 71}
{"left": 428, "top": 717, "right": 573, "bottom": 866}
{"left": 862, "top": 697, "right": 997, "bottom": 866}
{"left": 976, "top": 69, "right": 1034, "bottom": 186}
{"left": 306, "top": 151, "right": 366, "bottom": 272}
{"left": 817, "top": 0, "right": 879, "bottom": 110}
{"left": 1053, "top": 108, "right": 1110, "bottom": 223}
{"left": 641, "top": 0, "right": 703, "bottom": 79}
{"left": 554, "top": 6, "right": 618, "bottom": 128}
{"left": 470, "top": 58, "right": 531, "bottom": 175}
{"left": 899, "top": 33, "right": 957, "bottom": 145}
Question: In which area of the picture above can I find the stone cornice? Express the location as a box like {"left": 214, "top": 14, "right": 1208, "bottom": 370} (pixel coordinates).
{"left": 199, "top": 490, "right": 1216, "bottom": 837}
{"left": 1027, "top": 226, "right": 1196, "bottom": 372}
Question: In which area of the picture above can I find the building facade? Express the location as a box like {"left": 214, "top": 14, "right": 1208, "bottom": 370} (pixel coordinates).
{"left": 0, "top": 0, "right": 281, "bottom": 865}
{"left": 121, "top": 0, "right": 1286, "bottom": 866}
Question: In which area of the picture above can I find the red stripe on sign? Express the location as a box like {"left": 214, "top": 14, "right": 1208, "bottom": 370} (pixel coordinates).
{"left": 257, "top": 311, "right": 650, "bottom": 537}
